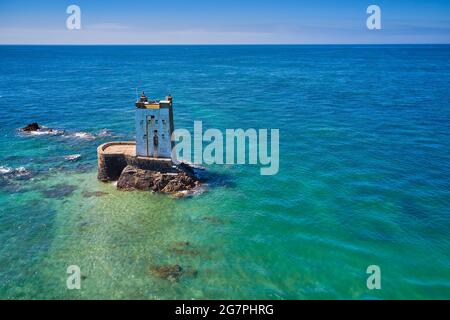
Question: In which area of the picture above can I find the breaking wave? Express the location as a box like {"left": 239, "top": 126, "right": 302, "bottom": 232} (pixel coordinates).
{"left": 70, "top": 132, "right": 96, "bottom": 140}
{"left": 64, "top": 154, "right": 82, "bottom": 161}
{"left": 0, "top": 166, "right": 11, "bottom": 174}
{"left": 97, "top": 128, "right": 113, "bottom": 137}
{"left": 0, "top": 166, "right": 30, "bottom": 177}
{"left": 21, "top": 127, "right": 65, "bottom": 136}
{"left": 19, "top": 125, "right": 113, "bottom": 141}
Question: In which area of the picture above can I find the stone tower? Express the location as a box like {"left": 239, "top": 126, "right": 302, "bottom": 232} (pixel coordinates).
{"left": 135, "top": 92, "right": 174, "bottom": 158}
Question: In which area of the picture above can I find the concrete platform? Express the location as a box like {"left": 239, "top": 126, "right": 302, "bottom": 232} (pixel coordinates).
{"left": 100, "top": 142, "right": 136, "bottom": 156}
{"left": 97, "top": 141, "right": 176, "bottom": 182}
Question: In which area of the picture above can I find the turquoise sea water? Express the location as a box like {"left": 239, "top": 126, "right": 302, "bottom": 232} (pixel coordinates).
{"left": 0, "top": 45, "right": 449, "bottom": 299}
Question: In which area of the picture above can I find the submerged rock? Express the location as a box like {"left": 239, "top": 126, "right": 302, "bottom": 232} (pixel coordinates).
{"left": 183, "top": 268, "right": 199, "bottom": 278}
{"left": 149, "top": 264, "right": 198, "bottom": 282}
{"left": 117, "top": 165, "right": 201, "bottom": 196}
{"left": 202, "top": 216, "right": 224, "bottom": 224}
{"left": 41, "top": 184, "right": 77, "bottom": 199}
{"left": 170, "top": 247, "right": 200, "bottom": 257}
{"left": 172, "top": 241, "right": 190, "bottom": 247}
{"left": 78, "top": 220, "right": 92, "bottom": 230}
{"left": 0, "top": 166, "right": 31, "bottom": 178}
{"left": 169, "top": 241, "right": 200, "bottom": 256}
{"left": 22, "top": 122, "right": 40, "bottom": 132}
{"left": 81, "top": 191, "right": 108, "bottom": 198}
{"left": 149, "top": 264, "right": 184, "bottom": 282}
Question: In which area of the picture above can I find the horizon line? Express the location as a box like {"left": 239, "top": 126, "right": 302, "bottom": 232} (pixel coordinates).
{"left": 1, "top": 43, "right": 449, "bottom": 46}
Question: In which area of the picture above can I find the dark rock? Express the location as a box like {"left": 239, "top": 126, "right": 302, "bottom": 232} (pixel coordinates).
{"left": 117, "top": 165, "right": 201, "bottom": 196}
{"left": 176, "top": 162, "right": 196, "bottom": 178}
{"left": 22, "top": 122, "right": 40, "bottom": 132}
{"left": 176, "top": 161, "right": 207, "bottom": 180}
{"left": 149, "top": 264, "right": 183, "bottom": 282}
{"left": 161, "top": 173, "right": 199, "bottom": 193}
{"left": 116, "top": 166, "right": 140, "bottom": 190}
{"left": 151, "top": 172, "right": 173, "bottom": 192}
{"left": 117, "top": 166, "right": 170, "bottom": 191}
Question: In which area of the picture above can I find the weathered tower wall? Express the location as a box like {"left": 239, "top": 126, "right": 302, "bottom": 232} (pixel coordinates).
{"left": 135, "top": 100, "right": 173, "bottom": 158}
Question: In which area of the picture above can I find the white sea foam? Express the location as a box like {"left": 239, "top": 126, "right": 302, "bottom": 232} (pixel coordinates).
{"left": 28, "top": 129, "right": 64, "bottom": 136}
{"left": 0, "top": 166, "right": 30, "bottom": 176}
{"left": 14, "top": 167, "right": 30, "bottom": 177}
{"left": 173, "top": 185, "right": 206, "bottom": 198}
{"left": 0, "top": 166, "right": 12, "bottom": 174}
{"left": 71, "top": 132, "right": 95, "bottom": 140}
{"left": 98, "top": 129, "right": 112, "bottom": 137}
{"left": 21, "top": 126, "right": 64, "bottom": 136}
{"left": 64, "top": 154, "right": 82, "bottom": 161}
{"left": 190, "top": 185, "right": 206, "bottom": 196}
{"left": 19, "top": 124, "right": 100, "bottom": 140}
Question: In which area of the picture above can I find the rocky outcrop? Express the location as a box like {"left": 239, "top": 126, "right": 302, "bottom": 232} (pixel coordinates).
{"left": 117, "top": 165, "right": 171, "bottom": 191}
{"left": 20, "top": 122, "right": 62, "bottom": 135}
{"left": 22, "top": 122, "right": 40, "bottom": 131}
{"left": 97, "top": 142, "right": 205, "bottom": 196}
{"left": 161, "top": 172, "right": 199, "bottom": 193}
{"left": 116, "top": 165, "right": 201, "bottom": 196}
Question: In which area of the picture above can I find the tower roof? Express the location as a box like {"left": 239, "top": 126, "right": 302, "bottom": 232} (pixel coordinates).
{"left": 135, "top": 93, "right": 172, "bottom": 109}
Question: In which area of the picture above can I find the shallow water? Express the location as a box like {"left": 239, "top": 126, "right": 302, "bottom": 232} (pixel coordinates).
{"left": 0, "top": 45, "right": 449, "bottom": 299}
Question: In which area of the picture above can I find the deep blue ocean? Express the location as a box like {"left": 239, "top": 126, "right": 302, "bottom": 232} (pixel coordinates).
{"left": 0, "top": 45, "right": 449, "bottom": 299}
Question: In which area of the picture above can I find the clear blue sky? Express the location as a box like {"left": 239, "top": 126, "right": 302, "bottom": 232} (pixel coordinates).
{"left": 0, "top": 0, "right": 449, "bottom": 44}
